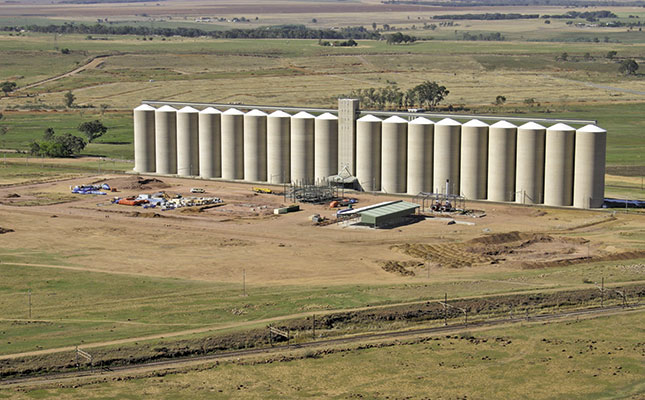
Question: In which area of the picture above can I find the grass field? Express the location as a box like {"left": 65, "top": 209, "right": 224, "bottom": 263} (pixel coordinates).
{"left": 2, "top": 311, "right": 643, "bottom": 399}
{"left": 0, "top": 244, "right": 643, "bottom": 355}
{"left": 0, "top": 3, "right": 644, "bottom": 396}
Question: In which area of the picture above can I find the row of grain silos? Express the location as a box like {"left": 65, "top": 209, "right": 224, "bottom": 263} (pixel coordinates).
{"left": 134, "top": 104, "right": 606, "bottom": 209}
{"left": 352, "top": 114, "right": 606, "bottom": 208}
{"left": 133, "top": 105, "right": 340, "bottom": 185}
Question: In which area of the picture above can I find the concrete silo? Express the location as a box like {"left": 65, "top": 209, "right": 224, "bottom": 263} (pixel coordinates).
{"left": 244, "top": 109, "right": 268, "bottom": 182}
{"left": 154, "top": 105, "right": 177, "bottom": 175}
{"left": 381, "top": 116, "right": 408, "bottom": 194}
{"left": 487, "top": 120, "right": 517, "bottom": 202}
{"left": 544, "top": 123, "right": 575, "bottom": 207}
{"left": 221, "top": 108, "right": 244, "bottom": 180}
{"left": 460, "top": 119, "right": 488, "bottom": 199}
{"left": 516, "top": 122, "right": 546, "bottom": 204}
{"left": 176, "top": 106, "right": 199, "bottom": 177}
{"left": 198, "top": 107, "right": 221, "bottom": 179}
{"left": 433, "top": 118, "right": 461, "bottom": 195}
{"left": 573, "top": 125, "right": 606, "bottom": 208}
{"left": 407, "top": 117, "right": 434, "bottom": 195}
{"left": 356, "top": 115, "right": 382, "bottom": 192}
{"left": 290, "top": 111, "right": 315, "bottom": 183}
{"left": 133, "top": 104, "right": 156, "bottom": 173}
{"left": 267, "top": 110, "right": 291, "bottom": 184}
{"left": 314, "top": 112, "right": 338, "bottom": 182}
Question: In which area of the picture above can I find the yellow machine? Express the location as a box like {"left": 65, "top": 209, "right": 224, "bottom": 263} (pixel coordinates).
{"left": 252, "top": 187, "right": 273, "bottom": 194}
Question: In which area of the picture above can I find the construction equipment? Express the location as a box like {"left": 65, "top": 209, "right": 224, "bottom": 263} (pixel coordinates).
{"left": 252, "top": 187, "right": 273, "bottom": 194}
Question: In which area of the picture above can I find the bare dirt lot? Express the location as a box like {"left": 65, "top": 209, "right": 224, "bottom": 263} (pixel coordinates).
{"left": 0, "top": 172, "right": 643, "bottom": 286}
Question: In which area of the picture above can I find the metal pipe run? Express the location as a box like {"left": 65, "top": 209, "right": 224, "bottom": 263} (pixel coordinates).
{"left": 141, "top": 100, "right": 597, "bottom": 126}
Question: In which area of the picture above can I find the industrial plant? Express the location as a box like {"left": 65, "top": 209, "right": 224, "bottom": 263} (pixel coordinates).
{"left": 133, "top": 99, "right": 606, "bottom": 209}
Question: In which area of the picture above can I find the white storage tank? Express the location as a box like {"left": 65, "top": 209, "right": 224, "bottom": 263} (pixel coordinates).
{"left": 460, "top": 119, "right": 488, "bottom": 199}
{"left": 381, "top": 116, "right": 408, "bottom": 194}
{"left": 176, "top": 106, "right": 199, "bottom": 176}
{"left": 198, "top": 107, "right": 221, "bottom": 179}
{"left": 244, "top": 109, "right": 268, "bottom": 182}
{"left": 267, "top": 110, "right": 291, "bottom": 184}
{"left": 356, "top": 115, "right": 382, "bottom": 191}
{"left": 221, "top": 108, "right": 244, "bottom": 180}
{"left": 407, "top": 117, "right": 434, "bottom": 195}
{"left": 573, "top": 125, "right": 606, "bottom": 208}
{"left": 154, "top": 105, "right": 177, "bottom": 175}
{"left": 133, "top": 104, "right": 156, "bottom": 173}
{"left": 433, "top": 118, "right": 461, "bottom": 195}
{"left": 314, "top": 112, "right": 338, "bottom": 182}
{"left": 290, "top": 111, "right": 315, "bottom": 183}
{"left": 487, "top": 120, "right": 517, "bottom": 202}
{"left": 544, "top": 123, "right": 575, "bottom": 207}
{"left": 516, "top": 122, "right": 546, "bottom": 204}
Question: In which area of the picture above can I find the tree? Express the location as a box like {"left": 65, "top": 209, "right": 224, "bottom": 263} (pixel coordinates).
{"left": 372, "top": 22, "right": 377, "bottom": 31}
{"left": 412, "top": 81, "right": 449, "bottom": 109}
{"left": 618, "top": 59, "right": 639, "bottom": 75}
{"left": 558, "top": 52, "right": 568, "bottom": 61}
{"left": 78, "top": 120, "right": 108, "bottom": 142}
{"left": 30, "top": 133, "right": 86, "bottom": 157}
{"left": 495, "top": 95, "right": 506, "bottom": 105}
{"left": 311, "top": 18, "right": 317, "bottom": 23}
{"left": 606, "top": 50, "right": 617, "bottom": 60}
{"left": 64, "top": 91, "right": 75, "bottom": 108}
{"left": 1, "top": 81, "right": 17, "bottom": 96}
{"left": 43, "top": 127, "right": 55, "bottom": 141}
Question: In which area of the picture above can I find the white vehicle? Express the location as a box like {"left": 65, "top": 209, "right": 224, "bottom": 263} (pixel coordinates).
{"left": 190, "top": 187, "right": 205, "bottom": 193}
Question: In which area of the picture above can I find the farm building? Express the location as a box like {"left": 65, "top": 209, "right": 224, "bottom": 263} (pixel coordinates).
{"left": 357, "top": 200, "right": 420, "bottom": 228}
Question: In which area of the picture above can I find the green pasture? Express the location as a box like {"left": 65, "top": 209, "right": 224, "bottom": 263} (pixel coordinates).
{"left": 3, "top": 311, "right": 643, "bottom": 399}
{"left": 0, "top": 251, "right": 642, "bottom": 355}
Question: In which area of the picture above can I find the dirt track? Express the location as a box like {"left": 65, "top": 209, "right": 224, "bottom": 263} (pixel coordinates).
{"left": 16, "top": 56, "right": 111, "bottom": 92}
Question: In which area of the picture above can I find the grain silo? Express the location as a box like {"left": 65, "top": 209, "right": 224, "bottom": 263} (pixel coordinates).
{"left": 573, "top": 125, "right": 606, "bottom": 208}
{"left": 267, "top": 110, "right": 291, "bottom": 184}
{"left": 487, "top": 120, "right": 517, "bottom": 202}
{"left": 516, "top": 122, "right": 546, "bottom": 204}
{"left": 290, "top": 111, "right": 315, "bottom": 183}
{"left": 176, "top": 106, "right": 199, "bottom": 176}
{"left": 243, "top": 109, "right": 268, "bottom": 182}
{"left": 381, "top": 116, "right": 408, "bottom": 194}
{"left": 221, "top": 108, "right": 244, "bottom": 180}
{"left": 460, "top": 119, "right": 488, "bottom": 199}
{"left": 433, "top": 118, "right": 461, "bottom": 195}
{"left": 407, "top": 117, "right": 434, "bottom": 195}
{"left": 198, "top": 107, "right": 221, "bottom": 179}
{"left": 544, "top": 123, "right": 575, "bottom": 207}
{"left": 133, "top": 104, "right": 156, "bottom": 173}
{"left": 154, "top": 105, "right": 177, "bottom": 175}
{"left": 314, "top": 112, "right": 338, "bottom": 182}
{"left": 356, "top": 115, "right": 382, "bottom": 192}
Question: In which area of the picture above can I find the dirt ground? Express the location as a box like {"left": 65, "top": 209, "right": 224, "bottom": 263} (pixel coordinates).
{"left": 0, "top": 172, "right": 643, "bottom": 286}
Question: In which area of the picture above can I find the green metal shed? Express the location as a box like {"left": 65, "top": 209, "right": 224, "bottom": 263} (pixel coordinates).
{"left": 359, "top": 200, "right": 420, "bottom": 228}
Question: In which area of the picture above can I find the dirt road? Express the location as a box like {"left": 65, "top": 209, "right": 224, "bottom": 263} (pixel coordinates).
{"left": 16, "top": 55, "right": 111, "bottom": 92}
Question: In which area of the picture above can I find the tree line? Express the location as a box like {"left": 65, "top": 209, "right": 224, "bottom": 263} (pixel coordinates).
{"left": 345, "top": 81, "right": 449, "bottom": 110}
{"left": 2, "top": 23, "right": 381, "bottom": 40}
{"left": 433, "top": 13, "right": 539, "bottom": 20}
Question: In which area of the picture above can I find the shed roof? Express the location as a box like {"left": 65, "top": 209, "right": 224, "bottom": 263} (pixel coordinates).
{"left": 359, "top": 200, "right": 419, "bottom": 219}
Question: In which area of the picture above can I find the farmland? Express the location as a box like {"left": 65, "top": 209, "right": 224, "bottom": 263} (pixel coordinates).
{"left": 0, "top": 0, "right": 644, "bottom": 397}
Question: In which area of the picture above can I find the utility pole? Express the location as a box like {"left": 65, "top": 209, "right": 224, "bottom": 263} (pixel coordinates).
{"left": 312, "top": 314, "right": 316, "bottom": 339}
{"left": 444, "top": 293, "right": 448, "bottom": 326}
{"left": 28, "top": 289, "right": 31, "bottom": 319}
{"left": 242, "top": 269, "right": 246, "bottom": 297}
{"left": 601, "top": 277, "right": 604, "bottom": 308}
